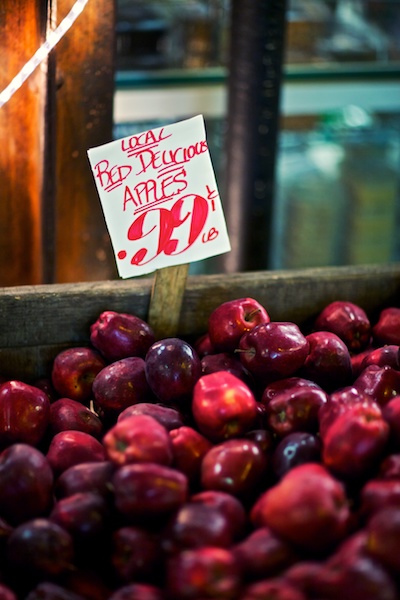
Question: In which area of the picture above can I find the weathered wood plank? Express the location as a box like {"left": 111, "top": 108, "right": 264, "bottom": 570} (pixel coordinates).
{"left": 53, "top": 0, "right": 117, "bottom": 283}
{"left": 0, "top": 0, "right": 48, "bottom": 286}
{"left": 0, "top": 264, "right": 399, "bottom": 381}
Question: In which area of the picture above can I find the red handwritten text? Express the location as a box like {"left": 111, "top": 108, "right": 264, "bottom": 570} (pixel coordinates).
{"left": 93, "top": 160, "right": 132, "bottom": 192}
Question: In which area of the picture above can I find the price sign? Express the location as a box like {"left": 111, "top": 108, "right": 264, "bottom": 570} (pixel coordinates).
{"left": 88, "top": 115, "right": 231, "bottom": 278}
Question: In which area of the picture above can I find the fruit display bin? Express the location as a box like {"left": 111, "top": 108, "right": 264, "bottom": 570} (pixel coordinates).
{"left": 1, "top": 262, "right": 400, "bottom": 383}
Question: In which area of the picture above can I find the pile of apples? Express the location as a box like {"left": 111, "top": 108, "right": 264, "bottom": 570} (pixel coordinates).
{"left": 0, "top": 296, "right": 399, "bottom": 599}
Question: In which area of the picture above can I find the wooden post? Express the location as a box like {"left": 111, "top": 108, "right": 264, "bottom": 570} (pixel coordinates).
{"left": 0, "top": 0, "right": 117, "bottom": 287}
{"left": 0, "top": 0, "right": 49, "bottom": 286}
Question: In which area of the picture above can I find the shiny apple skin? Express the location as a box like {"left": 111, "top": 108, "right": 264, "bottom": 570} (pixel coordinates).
{"left": 103, "top": 414, "right": 173, "bottom": 467}
{"left": 313, "top": 300, "right": 371, "bottom": 353}
{"left": 92, "top": 356, "right": 151, "bottom": 417}
{"left": 90, "top": 310, "right": 155, "bottom": 363}
{"left": 49, "top": 397, "right": 103, "bottom": 439}
{"left": 46, "top": 430, "right": 107, "bottom": 476}
{"left": 208, "top": 297, "right": 270, "bottom": 353}
{"left": 51, "top": 347, "right": 106, "bottom": 404}
{"left": 54, "top": 460, "right": 115, "bottom": 500}
{"left": 192, "top": 371, "right": 258, "bottom": 442}
{"left": 117, "top": 402, "right": 184, "bottom": 431}
{"left": 145, "top": 338, "right": 201, "bottom": 405}
{"left": 169, "top": 426, "right": 213, "bottom": 486}
{"left": 201, "top": 438, "right": 269, "bottom": 499}
{"left": 372, "top": 307, "right": 400, "bottom": 346}
{"left": 0, "top": 380, "right": 50, "bottom": 448}
{"left": 238, "top": 322, "right": 310, "bottom": 381}
{"left": 272, "top": 432, "right": 322, "bottom": 480}
{"left": 353, "top": 364, "right": 400, "bottom": 407}
{"left": 0, "top": 444, "right": 54, "bottom": 527}
{"left": 301, "top": 331, "right": 353, "bottom": 391}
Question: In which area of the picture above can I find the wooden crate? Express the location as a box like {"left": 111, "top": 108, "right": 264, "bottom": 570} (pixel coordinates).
{"left": 1, "top": 263, "right": 400, "bottom": 383}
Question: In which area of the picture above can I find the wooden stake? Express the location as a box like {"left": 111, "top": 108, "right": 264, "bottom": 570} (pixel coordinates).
{"left": 148, "top": 264, "right": 189, "bottom": 339}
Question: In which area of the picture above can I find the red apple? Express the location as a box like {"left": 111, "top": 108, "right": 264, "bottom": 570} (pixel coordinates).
{"left": 117, "top": 402, "right": 184, "bottom": 431}
{"left": 51, "top": 347, "right": 106, "bottom": 404}
{"left": 238, "top": 322, "right": 309, "bottom": 381}
{"left": 103, "top": 414, "right": 173, "bottom": 467}
{"left": 232, "top": 526, "right": 298, "bottom": 580}
{"left": 201, "top": 438, "right": 269, "bottom": 499}
{"left": 49, "top": 397, "right": 103, "bottom": 438}
{"left": 108, "top": 583, "right": 164, "bottom": 600}
{"left": 0, "top": 443, "right": 54, "bottom": 526}
{"left": 208, "top": 297, "right": 270, "bottom": 353}
{"left": 24, "top": 582, "right": 85, "bottom": 600}
{"left": 193, "top": 333, "right": 214, "bottom": 357}
{"left": 360, "top": 345, "right": 400, "bottom": 370}
{"left": 112, "top": 462, "right": 188, "bottom": 520}
{"left": 54, "top": 460, "right": 115, "bottom": 500}
{"left": 313, "top": 300, "right": 371, "bottom": 352}
{"left": 111, "top": 526, "right": 162, "bottom": 583}
{"left": 271, "top": 432, "right": 321, "bottom": 479}
{"left": 92, "top": 356, "right": 151, "bottom": 417}
{"left": 192, "top": 371, "right": 258, "bottom": 442}
{"left": 359, "top": 478, "right": 400, "bottom": 519}
{"left": 46, "top": 430, "right": 107, "bottom": 476}
{"left": 382, "top": 395, "right": 400, "bottom": 450}
{"left": 201, "top": 351, "right": 253, "bottom": 386}
{"left": 250, "top": 463, "right": 350, "bottom": 553}
{"left": 322, "top": 401, "right": 389, "bottom": 479}
{"left": 353, "top": 364, "right": 400, "bottom": 407}
{"left": 365, "top": 506, "right": 400, "bottom": 575}
{"left": 145, "top": 338, "right": 201, "bottom": 405}
{"left": 190, "top": 490, "right": 247, "bottom": 541}
{"left": 372, "top": 306, "right": 400, "bottom": 346}
{"left": 0, "top": 380, "right": 50, "bottom": 447}
{"left": 261, "top": 379, "right": 328, "bottom": 437}
{"left": 318, "top": 386, "right": 371, "bottom": 440}
{"left": 90, "top": 310, "right": 155, "bottom": 362}
{"left": 165, "top": 546, "right": 240, "bottom": 600}
{"left": 169, "top": 426, "right": 213, "bottom": 485}
{"left": 162, "top": 501, "right": 236, "bottom": 553}
{"left": 300, "top": 331, "right": 352, "bottom": 391}
{"left": 240, "top": 577, "right": 306, "bottom": 600}
{"left": 379, "top": 453, "right": 400, "bottom": 479}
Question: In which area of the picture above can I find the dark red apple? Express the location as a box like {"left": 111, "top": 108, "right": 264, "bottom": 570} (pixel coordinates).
{"left": 201, "top": 438, "right": 269, "bottom": 499}
{"left": 192, "top": 371, "right": 258, "bottom": 442}
{"left": 117, "top": 402, "right": 184, "bottom": 431}
{"left": 365, "top": 506, "right": 400, "bottom": 574}
{"left": 208, "top": 297, "right": 270, "bottom": 353}
{"left": 232, "top": 526, "right": 298, "bottom": 580}
{"left": 250, "top": 463, "right": 350, "bottom": 553}
{"left": 108, "top": 583, "right": 164, "bottom": 600}
{"left": 372, "top": 306, "right": 400, "bottom": 346}
{"left": 193, "top": 332, "right": 214, "bottom": 357}
{"left": 240, "top": 577, "right": 306, "bottom": 600}
{"left": 201, "top": 352, "right": 253, "bottom": 385}
{"left": 49, "top": 397, "right": 103, "bottom": 438}
{"left": 0, "top": 443, "right": 54, "bottom": 526}
{"left": 379, "top": 453, "right": 400, "bottom": 479}
{"left": 271, "top": 432, "right": 321, "bottom": 479}
{"left": 360, "top": 345, "right": 400, "bottom": 370}
{"left": 262, "top": 379, "right": 328, "bottom": 437}
{"left": 92, "top": 357, "right": 151, "bottom": 417}
{"left": 300, "top": 330, "right": 352, "bottom": 391}
{"left": 111, "top": 525, "right": 162, "bottom": 583}
{"left": 165, "top": 546, "right": 240, "bottom": 600}
{"left": 103, "top": 414, "right": 173, "bottom": 467}
{"left": 190, "top": 490, "right": 247, "bottom": 542}
{"left": 112, "top": 462, "right": 188, "bottom": 519}
{"left": 51, "top": 347, "right": 106, "bottom": 404}
{"left": 238, "top": 322, "right": 309, "bottom": 381}
{"left": 351, "top": 347, "right": 374, "bottom": 378}
{"left": 145, "top": 338, "right": 201, "bottom": 405}
{"left": 353, "top": 364, "right": 400, "bottom": 407}
{"left": 359, "top": 478, "right": 400, "bottom": 518}
{"left": 46, "top": 430, "right": 107, "bottom": 476}
{"left": 0, "top": 380, "right": 50, "bottom": 448}
{"left": 6, "top": 518, "right": 74, "bottom": 581}
{"left": 322, "top": 401, "right": 389, "bottom": 479}
{"left": 54, "top": 460, "right": 115, "bottom": 499}
{"left": 382, "top": 395, "right": 400, "bottom": 450}
{"left": 313, "top": 300, "right": 371, "bottom": 352}
{"left": 169, "top": 426, "right": 213, "bottom": 485}
{"left": 318, "top": 386, "right": 371, "bottom": 440}
{"left": 25, "top": 582, "right": 85, "bottom": 600}
{"left": 162, "top": 502, "right": 236, "bottom": 553}
{"left": 90, "top": 310, "right": 155, "bottom": 362}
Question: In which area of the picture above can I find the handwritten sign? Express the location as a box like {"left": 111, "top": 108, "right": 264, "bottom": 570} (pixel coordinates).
{"left": 87, "top": 115, "right": 231, "bottom": 278}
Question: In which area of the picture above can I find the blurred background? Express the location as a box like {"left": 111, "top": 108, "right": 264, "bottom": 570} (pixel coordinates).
{"left": 114, "top": 0, "right": 400, "bottom": 273}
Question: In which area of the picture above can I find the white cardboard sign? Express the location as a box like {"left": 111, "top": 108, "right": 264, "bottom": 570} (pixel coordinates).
{"left": 87, "top": 115, "right": 231, "bottom": 278}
